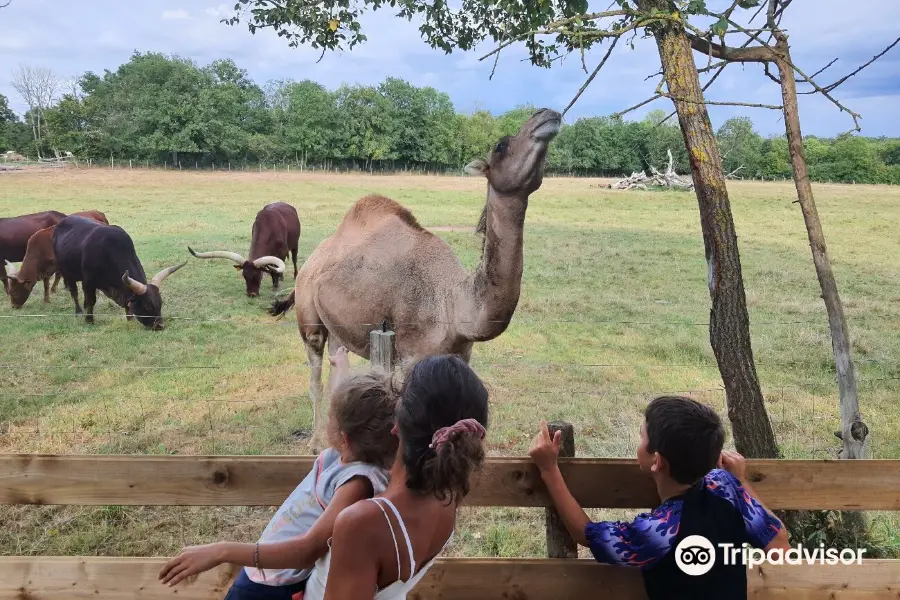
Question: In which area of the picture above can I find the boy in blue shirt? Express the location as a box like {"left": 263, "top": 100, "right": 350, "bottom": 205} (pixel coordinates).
{"left": 529, "top": 395, "right": 790, "bottom": 599}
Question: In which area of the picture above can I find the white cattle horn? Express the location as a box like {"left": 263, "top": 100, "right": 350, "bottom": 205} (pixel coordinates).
{"left": 4, "top": 260, "right": 19, "bottom": 277}
{"left": 188, "top": 246, "right": 246, "bottom": 265}
{"left": 251, "top": 256, "right": 285, "bottom": 273}
{"left": 122, "top": 271, "right": 147, "bottom": 296}
{"left": 150, "top": 261, "right": 187, "bottom": 288}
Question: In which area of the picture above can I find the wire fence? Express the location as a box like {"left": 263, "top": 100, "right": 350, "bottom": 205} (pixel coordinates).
{"left": 1, "top": 304, "right": 898, "bottom": 460}
{"left": 3, "top": 310, "right": 899, "bottom": 327}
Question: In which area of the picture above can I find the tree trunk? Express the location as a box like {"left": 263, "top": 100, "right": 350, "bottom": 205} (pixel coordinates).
{"left": 773, "top": 34, "right": 868, "bottom": 460}
{"left": 637, "top": 0, "right": 778, "bottom": 458}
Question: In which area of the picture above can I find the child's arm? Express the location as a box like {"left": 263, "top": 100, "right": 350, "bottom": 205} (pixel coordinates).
{"left": 327, "top": 346, "right": 350, "bottom": 395}
{"left": 529, "top": 420, "right": 676, "bottom": 568}
{"left": 159, "top": 476, "right": 373, "bottom": 587}
{"left": 528, "top": 420, "right": 590, "bottom": 545}
{"left": 716, "top": 450, "right": 791, "bottom": 552}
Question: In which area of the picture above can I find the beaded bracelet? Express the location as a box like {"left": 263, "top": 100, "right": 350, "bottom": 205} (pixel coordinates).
{"left": 254, "top": 541, "right": 266, "bottom": 580}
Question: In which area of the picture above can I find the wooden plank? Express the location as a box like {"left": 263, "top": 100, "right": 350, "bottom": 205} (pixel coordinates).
{"left": 3, "top": 455, "right": 900, "bottom": 510}
{"left": 2, "top": 557, "right": 899, "bottom": 600}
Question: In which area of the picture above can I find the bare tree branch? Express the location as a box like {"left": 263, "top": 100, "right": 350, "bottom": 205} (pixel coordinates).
{"left": 764, "top": 63, "right": 782, "bottom": 85}
{"left": 563, "top": 37, "right": 620, "bottom": 116}
{"left": 611, "top": 94, "right": 663, "bottom": 119}
{"left": 809, "top": 58, "right": 839, "bottom": 80}
{"left": 787, "top": 49, "right": 862, "bottom": 132}
{"left": 661, "top": 93, "right": 782, "bottom": 110}
{"left": 818, "top": 36, "right": 900, "bottom": 93}
{"left": 489, "top": 46, "right": 502, "bottom": 80}
{"left": 684, "top": 33, "right": 771, "bottom": 63}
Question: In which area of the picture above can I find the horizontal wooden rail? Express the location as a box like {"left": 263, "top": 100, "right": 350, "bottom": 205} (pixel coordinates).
{"left": 2, "top": 557, "right": 899, "bottom": 600}
{"left": 3, "top": 454, "right": 900, "bottom": 509}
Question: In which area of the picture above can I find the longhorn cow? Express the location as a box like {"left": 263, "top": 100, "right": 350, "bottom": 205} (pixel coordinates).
{"left": 52, "top": 216, "right": 185, "bottom": 330}
{"left": 188, "top": 202, "right": 300, "bottom": 297}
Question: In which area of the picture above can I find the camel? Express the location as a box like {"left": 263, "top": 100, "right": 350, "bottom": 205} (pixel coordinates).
{"left": 271, "top": 108, "right": 561, "bottom": 450}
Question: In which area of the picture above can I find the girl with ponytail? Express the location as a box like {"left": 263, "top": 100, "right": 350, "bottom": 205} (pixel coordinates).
{"left": 303, "top": 354, "right": 490, "bottom": 600}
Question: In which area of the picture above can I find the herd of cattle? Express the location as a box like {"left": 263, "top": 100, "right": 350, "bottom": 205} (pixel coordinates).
{"left": 0, "top": 202, "right": 301, "bottom": 330}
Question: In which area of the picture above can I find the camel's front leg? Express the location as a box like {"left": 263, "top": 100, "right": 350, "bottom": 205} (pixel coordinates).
{"left": 303, "top": 328, "right": 328, "bottom": 454}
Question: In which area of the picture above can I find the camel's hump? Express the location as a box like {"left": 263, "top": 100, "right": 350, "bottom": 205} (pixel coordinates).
{"left": 342, "top": 194, "right": 425, "bottom": 231}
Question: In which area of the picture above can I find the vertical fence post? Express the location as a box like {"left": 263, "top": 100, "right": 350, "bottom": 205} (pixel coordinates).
{"left": 545, "top": 421, "right": 577, "bottom": 558}
{"left": 369, "top": 323, "right": 395, "bottom": 374}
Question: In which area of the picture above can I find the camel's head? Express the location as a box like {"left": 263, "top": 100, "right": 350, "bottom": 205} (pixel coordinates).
{"left": 465, "top": 108, "right": 561, "bottom": 196}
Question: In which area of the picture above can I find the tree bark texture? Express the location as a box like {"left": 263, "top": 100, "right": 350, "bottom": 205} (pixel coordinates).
{"left": 773, "top": 34, "right": 868, "bottom": 459}
{"left": 636, "top": 0, "right": 779, "bottom": 458}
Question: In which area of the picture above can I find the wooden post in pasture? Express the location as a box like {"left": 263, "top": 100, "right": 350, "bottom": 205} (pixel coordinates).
{"left": 369, "top": 322, "right": 395, "bottom": 374}
{"left": 545, "top": 421, "right": 577, "bottom": 559}
{"left": 129, "top": 159, "right": 132, "bottom": 169}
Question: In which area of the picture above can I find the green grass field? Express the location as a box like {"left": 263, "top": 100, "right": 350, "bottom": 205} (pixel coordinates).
{"left": 1, "top": 168, "right": 898, "bottom": 558}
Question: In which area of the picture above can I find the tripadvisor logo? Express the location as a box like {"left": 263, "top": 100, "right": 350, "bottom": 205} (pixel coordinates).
{"left": 675, "top": 536, "right": 716, "bottom": 576}
{"left": 675, "top": 535, "right": 867, "bottom": 576}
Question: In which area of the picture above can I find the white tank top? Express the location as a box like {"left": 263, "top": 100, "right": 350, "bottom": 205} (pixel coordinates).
{"left": 303, "top": 497, "right": 453, "bottom": 600}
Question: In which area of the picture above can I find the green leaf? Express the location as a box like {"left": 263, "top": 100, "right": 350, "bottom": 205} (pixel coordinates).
{"left": 686, "top": 0, "right": 707, "bottom": 13}
{"left": 712, "top": 17, "right": 728, "bottom": 35}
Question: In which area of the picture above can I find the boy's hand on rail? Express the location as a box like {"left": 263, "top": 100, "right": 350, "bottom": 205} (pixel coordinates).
{"left": 529, "top": 419, "right": 562, "bottom": 474}
{"left": 158, "top": 543, "right": 226, "bottom": 586}
{"left": 718, "top": 450, "right": 748, "bottom": 482}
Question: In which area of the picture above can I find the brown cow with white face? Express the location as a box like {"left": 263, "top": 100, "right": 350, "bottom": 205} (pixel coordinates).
{"left": 5, "top": 211, "right": 109, "bottom": 308}
{"left": 188, "top": 202, "right": 300, "bottom": 297}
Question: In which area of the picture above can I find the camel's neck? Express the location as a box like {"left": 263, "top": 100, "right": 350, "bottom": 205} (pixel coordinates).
{"left": 461, "top": 186, "right": 528, "bottom": 341}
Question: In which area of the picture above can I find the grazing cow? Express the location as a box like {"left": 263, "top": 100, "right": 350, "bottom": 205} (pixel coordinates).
{"left": 0, "top": 211, "right": 66, "bottom": 294}
{"left": 52, "top": 216, "right": 186, "bottom": 330}
{"left": 5, "top": 211, "right": 109, "bottom": 308}
{"left": 188, "top": 202, "right": 300, "bottom": 297}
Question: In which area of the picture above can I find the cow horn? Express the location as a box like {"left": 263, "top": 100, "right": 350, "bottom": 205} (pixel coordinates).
{"left": 150, "top": 261, "right": 187, "bottom": 288}
{"left": 251, "top": 256, "right": 286, "bottom": 273}
{"left": 187, "top": 246, "right": 246, "bottom": 265}
{"left": 4, "top": 260, "right": 18, "bottom": 278}
{"left": 122, "top": 271, "right": 147, "bottom": 296}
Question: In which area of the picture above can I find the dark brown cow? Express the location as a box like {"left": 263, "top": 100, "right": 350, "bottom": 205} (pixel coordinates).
{"left": 5, "top": 211, "right": 109, "bottom": 308}
{"left": 188, "top": 202, "right": 300, "bottom": 297}
{"left": 0, "top": 211, "right": 66, "bottom": 295}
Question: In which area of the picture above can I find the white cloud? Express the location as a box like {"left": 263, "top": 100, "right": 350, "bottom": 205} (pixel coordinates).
{"left": 162, "top": 9, "right": 190, "bottom": 21}
{"left": 205, "top": 5, "right": 233, "bottom": 18}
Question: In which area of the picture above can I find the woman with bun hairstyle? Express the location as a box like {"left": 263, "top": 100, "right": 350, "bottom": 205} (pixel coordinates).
{"left": 303, "top": 354, "right": 490, "bottom": 600}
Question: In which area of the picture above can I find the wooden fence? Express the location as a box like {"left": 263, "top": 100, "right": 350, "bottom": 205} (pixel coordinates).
{"left": 2, "top": 453, "right": 900, "bottom": 599}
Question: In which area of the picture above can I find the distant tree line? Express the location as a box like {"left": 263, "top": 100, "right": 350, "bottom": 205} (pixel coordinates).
{"left": 2, "top": 52, "right": 899, "bottom": 183}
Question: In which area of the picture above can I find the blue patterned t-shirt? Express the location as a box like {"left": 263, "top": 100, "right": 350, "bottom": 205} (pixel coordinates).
{"left": 585, "top": 469, "right": 782, "bottom": 569}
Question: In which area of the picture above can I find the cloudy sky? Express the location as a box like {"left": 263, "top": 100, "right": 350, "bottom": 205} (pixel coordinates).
{"left": 1, "top": 0, "right": 898, "bottom": 137}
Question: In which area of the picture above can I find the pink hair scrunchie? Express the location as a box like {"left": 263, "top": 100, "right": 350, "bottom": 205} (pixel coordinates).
{"left": 429, "top": 418, "right": 486, "bottom": 450}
